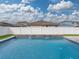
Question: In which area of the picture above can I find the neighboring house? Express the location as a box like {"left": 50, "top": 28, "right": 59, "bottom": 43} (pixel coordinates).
{"left": 16, "top": 21, "right": 30, "bottom": 27}
{"left": 30, "top": 20, "right": 58, "bottom": 26}
{"left": 59, "top": 21, "right": 79, "bottom": 27}
{"left": 0, "top": 22, "right": 14, "bottom": 27}
{"left": 74, "top": 22, "right": 79, "bottom": 27}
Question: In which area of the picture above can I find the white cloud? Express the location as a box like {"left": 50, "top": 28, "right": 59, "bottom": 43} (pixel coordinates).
{"left": 0, "top": 0, "right": 79, "bottom": 24}
{"left": 0, "top": 3, "right": 43, "bottom": 23}
{"left": 19, "top": 5, "right": 38, "bottom": 13}
{"left": 68, "top": 10, "right": 79, "bottom": 21}
{"left": 48, "top": 0, "right": 73, "bottom": 12}
{"left": 0, "top": 4, "right": 19, "bottom": 13}
{"left": 43, "top": 13, "right": 68, "bottom": 23}
{"left": 0, "top": 0, "right": 35, "bottom": 13}
{"left": 44, "top": 10, "right": 79, "bottom": 23}
{"left": 21, "top": 0, "right": 34, "bottom": 4}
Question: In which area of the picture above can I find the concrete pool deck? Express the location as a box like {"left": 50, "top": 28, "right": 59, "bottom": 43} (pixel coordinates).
{"left": 64, "top": 36, "right": 79, "bottom": 43}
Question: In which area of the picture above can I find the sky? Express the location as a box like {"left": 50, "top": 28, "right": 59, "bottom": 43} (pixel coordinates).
{"left": 0, "top": 0, "right": 79, "bottom": 23}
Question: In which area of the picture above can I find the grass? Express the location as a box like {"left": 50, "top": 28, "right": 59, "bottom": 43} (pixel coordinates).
{"left": 64, "top": 34, "right": 79, "bottom": 36}
{"left": 0, "top": 34, "right": 15, "bottom": 40}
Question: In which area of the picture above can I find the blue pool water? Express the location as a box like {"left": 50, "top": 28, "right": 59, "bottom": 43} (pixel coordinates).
{"left": 0, "top": 37, "right": 79, "bottom": 59}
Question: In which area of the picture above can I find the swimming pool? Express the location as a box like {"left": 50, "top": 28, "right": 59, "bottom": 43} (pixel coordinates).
{"left": 0, "top": 37, "right": 79, "bottom": 59}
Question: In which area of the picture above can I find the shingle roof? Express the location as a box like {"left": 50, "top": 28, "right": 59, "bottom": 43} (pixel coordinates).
{"left": 30, "top": 20, "right": 58, "bottom": 26}
{"left": 0, "top": 22, "right": 14, "bottom": 27}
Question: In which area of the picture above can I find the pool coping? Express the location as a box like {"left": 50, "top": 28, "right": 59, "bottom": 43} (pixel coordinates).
{"left": 16, "top": 35, "right": 63, "bottom": 38}
{"left": 64, "top": 36, "right": 79, "bottom": 45}
{"left": 66, "top": 39, "right": 79, "bottom": 45}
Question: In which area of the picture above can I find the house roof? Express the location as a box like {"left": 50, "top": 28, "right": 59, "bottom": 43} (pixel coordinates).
{"left": 0, "top": 22, "right": 14, "bottom": 27}
{"left": 59, "top": 21, "right": 79, "bottom": 27}
{"left": 16, "top": 21, "right": 30, "bottom": 27}
{"left": 30, "top": 20, "right": 58, "bottom": 26}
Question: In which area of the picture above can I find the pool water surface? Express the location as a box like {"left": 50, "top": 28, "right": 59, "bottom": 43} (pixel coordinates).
{"left": 0, "top": 37, "right": 79, "bottom": 59}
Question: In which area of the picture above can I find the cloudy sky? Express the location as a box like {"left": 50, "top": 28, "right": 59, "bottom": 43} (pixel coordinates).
{"left": 0, "top": 0, "right": 79, "bottom": 23}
